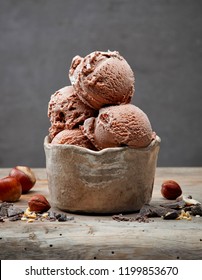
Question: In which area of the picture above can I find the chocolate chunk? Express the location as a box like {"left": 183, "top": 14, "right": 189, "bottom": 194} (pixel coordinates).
{"left": 55, "top": 213, "right": 61, "bottom": 219}
{"left": 163, "top": 211, "right": 179, "bottom": 220}
{"left": 58, "top": 214, "right": 67, "bottom": 222}
{"left": 7, "top": 206, "right": 24, "bottom": 217}
{"left": 48, "top": 211, "right": 57, "bottom": 221}
{"left": 0, "top": 202, "right": 13, "bottom": 217}
{"left": 183, "top": 206, "right": 192, "bottom": 212}
{"left": 191, "top": 205, "right": 202, "bottom": 216}
{"left": 139, "top": 204, "right": 174, "bottom": 217}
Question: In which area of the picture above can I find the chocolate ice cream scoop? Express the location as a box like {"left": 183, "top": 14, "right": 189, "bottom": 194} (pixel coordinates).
{"left": 69, "top": 51, "right": 135, "bottom": 110}
{"left": 48, "top": 86, "right": 96, "bottom": 139}
{"left": 82, "top": 104, "right": 155, "bottom": 150}
{"left": 51, "top": 128, "right": 96, "bottom": 150}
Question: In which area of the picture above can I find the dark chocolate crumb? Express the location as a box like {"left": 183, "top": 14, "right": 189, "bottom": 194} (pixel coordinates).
{"left": 48, "top": 211, "right": 57, "bottom": 221}
{"left": 9, "top": 215, "right": 22, "bottom": 221}
{"left": 55, "top": 213, "right": 61, "bottom": 219}
{"left": 163, "top": 211, "right": 179, "bottom": 220}
{"left": 191, "top": 205, "right": 202, "bottom": 216}
{"left": 58, "top": 214, "right": 67, "bottom": 222}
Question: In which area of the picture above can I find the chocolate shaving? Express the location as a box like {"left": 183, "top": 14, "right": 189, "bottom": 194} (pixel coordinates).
{"left": 9, "top": 215, "right": 22, "bottom": 221}
{"left": 138, "top": 204, "right": 176, "bottom": 218}
{"left": 0, "top": 202, "right": 13, "bottom": 217}
{"left": 7, "top": 206, "right": 24, "bottom": 217}
{"left": 160, "top": 200, "right": 186, "bottom": 209}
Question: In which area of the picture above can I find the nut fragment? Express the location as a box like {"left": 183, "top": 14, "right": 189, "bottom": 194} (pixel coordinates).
{"left": 177, "top": 195, "right": 201, "bottom": 206}
{"left": 24, "top": 207, "right": 33, "bottom": 217}
{"left": 28, "top": 194, "right": 51, "bottom": 213}
{"left": 21, "top": 207, "right": 37, "bottom": 221}
{"left": 27, "top": 218, "right": 35, "bottom": 223}
{"left": 176, "top": 210, "right": 192, "bottom": 221}
{"left": 42, "top": 212, "right": 49, "bottom": 218}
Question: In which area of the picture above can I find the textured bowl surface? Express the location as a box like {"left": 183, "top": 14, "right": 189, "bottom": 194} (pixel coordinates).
{"left": 44, "top": 136, "right": 160, "bottom": 213}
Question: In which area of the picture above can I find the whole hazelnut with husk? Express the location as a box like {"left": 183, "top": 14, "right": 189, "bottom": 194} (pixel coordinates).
{"left": 28, "top": 194, "right": 51, "bottom": 212}
{"left": 161, "top": 180, "right": 182, "bottom": 200}
{"left": 9, "top": 166, "right": 36, "bottom": 194}
{"left": 0, "top": 176, "right": 22, "bottom": 202}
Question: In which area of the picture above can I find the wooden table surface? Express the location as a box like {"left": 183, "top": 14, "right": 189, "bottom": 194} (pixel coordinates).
{"left": 0, "top": 167, "right": 202, "bottom": 260}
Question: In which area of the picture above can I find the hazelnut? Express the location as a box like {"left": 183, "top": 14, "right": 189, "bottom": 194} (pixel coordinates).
{"left": 28, "top": 194, "right": 51, "bottom": 212}
{"left": 177, "top": 195, "right": 201, "bottom": 206}
{"left": 0, "top": 176, "right": 22, "bottom": 202}
{"left": 9, "top": 166, "right": 36, "bottom": 194}
{"left": 161, "top": 180, "right": 182, "bottom": 200}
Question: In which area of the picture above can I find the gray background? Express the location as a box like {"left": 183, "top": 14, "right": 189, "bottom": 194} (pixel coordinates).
{"left": 0, "top": 0, "right": 202, "bottom": 167}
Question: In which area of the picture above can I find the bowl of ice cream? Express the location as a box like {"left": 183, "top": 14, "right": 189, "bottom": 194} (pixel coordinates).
{"left": 44, "top": 102, "right": 161, "bottom": 213}
{"left": 44, "top": 50, "right": 161, "bottom": 213}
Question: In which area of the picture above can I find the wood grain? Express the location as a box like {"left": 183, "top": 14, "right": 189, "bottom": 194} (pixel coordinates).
{"left": 0, "top": 167, "right": 202, "bottom": 260}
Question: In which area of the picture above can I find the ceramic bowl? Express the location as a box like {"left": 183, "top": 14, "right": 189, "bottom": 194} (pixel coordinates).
{"left": 44, "top": 135, "right": 160, "bottom": 213}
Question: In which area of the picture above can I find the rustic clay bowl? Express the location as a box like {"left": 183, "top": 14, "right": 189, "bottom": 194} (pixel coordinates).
{"left": 44, "top": 135, "right": 161, "bottom": 214}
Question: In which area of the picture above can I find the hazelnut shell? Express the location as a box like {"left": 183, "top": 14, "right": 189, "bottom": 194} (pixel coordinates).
{"left": 161, "top": 180, "right": 182, "bottom": 200}
{"left": 28, "top": 194, "right": 51, "bottom": 212}
{"left": 0, "top": 176, "right": 22, "bottom": 202}
{"left": 9, "top": 166, "right": 36, "bottom": 193}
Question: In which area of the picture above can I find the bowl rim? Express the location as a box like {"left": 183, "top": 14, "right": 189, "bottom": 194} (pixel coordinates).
{"left": 44, "top": 135, "right": 161, "bottom": 156}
